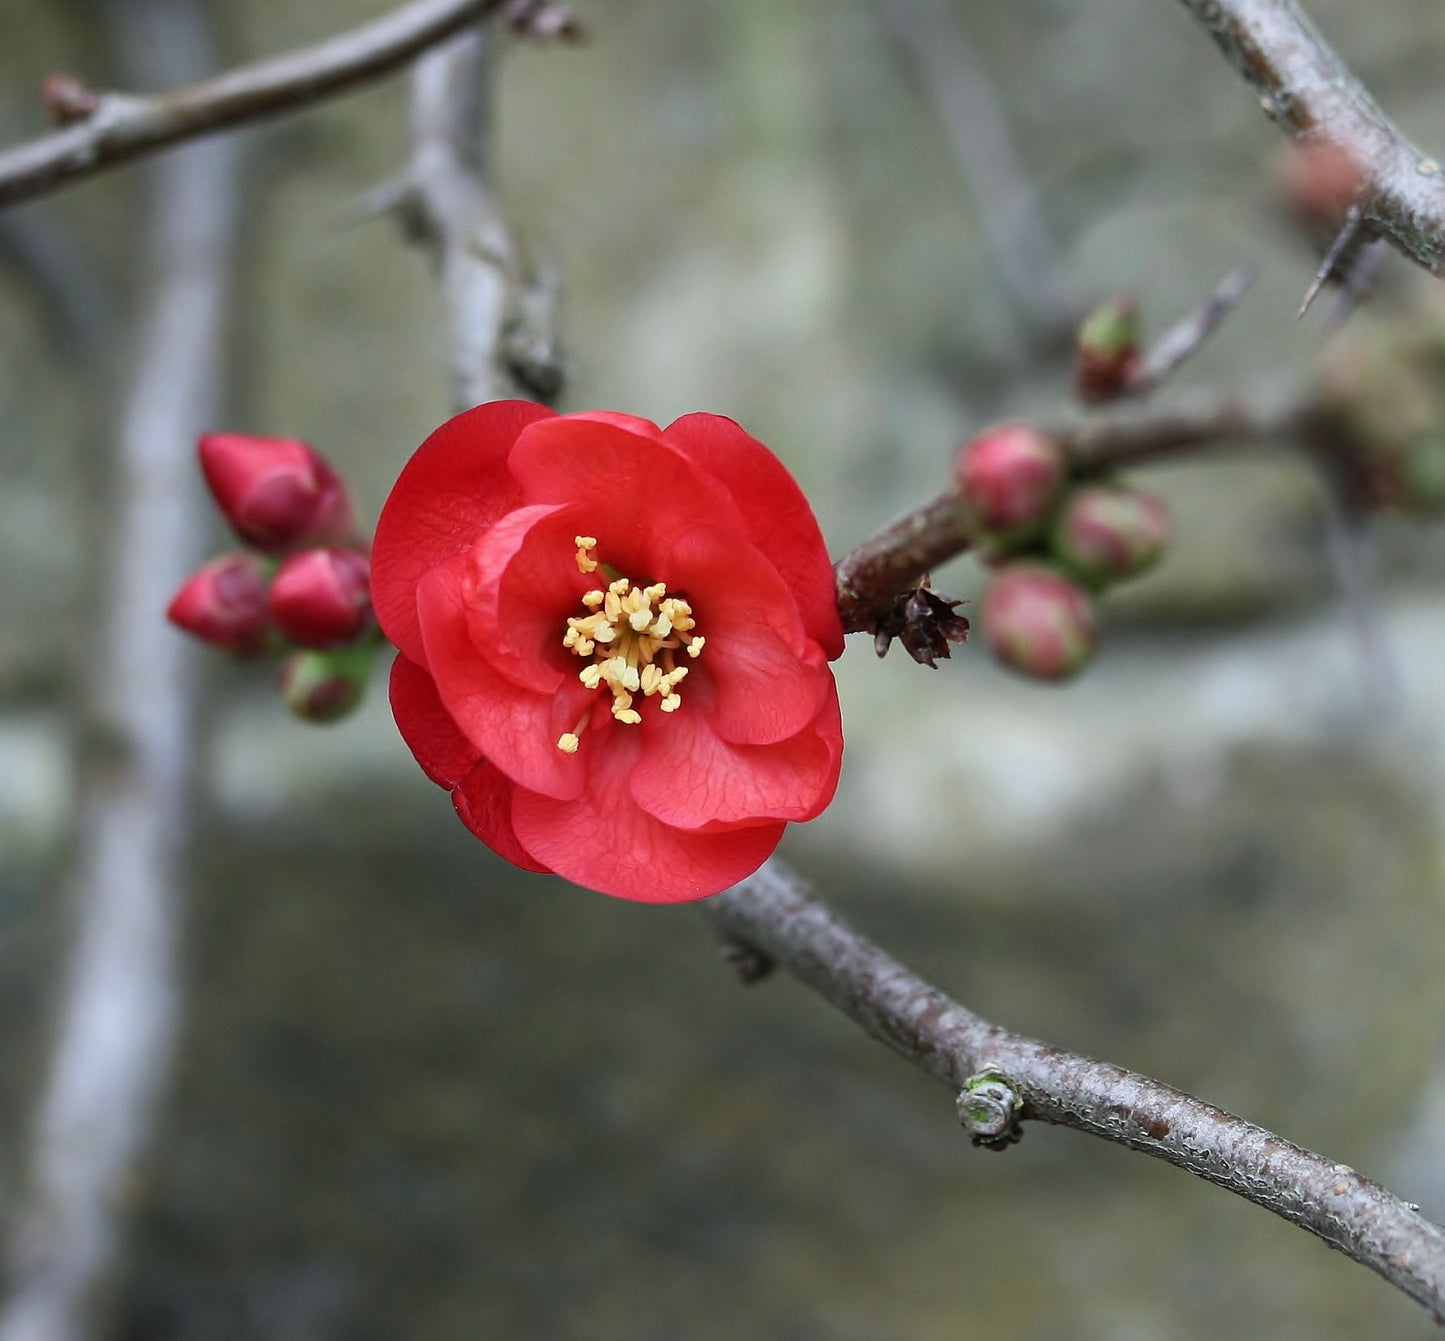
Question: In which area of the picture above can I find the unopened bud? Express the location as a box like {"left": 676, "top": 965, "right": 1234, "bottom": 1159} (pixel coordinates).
{"left": 198, "top": 433, "right": 354, "bottom": 554}
{"left": 983, "top": 564, "right": 1096, "bottom": 681}
{"left": 280, "top": 647, "right": 372, "bottom": 724}
{"left": 1075, "top": 297, "right": 1140, "bottom": 403}
{"left": 269, "top": 548, "right": 372, "bottom": 649}
{"left": 954, "top": 425, "right": 1066, "bottom": 554}
{"left": 1051, "top": 484, "right": 1169, "bottom": 587}
{"left": 166, "top": 554, "right": 272, "bottom": 656}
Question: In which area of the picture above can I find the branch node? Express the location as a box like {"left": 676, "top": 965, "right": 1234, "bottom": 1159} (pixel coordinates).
{"left": 720, "top": 939, "right": 775, "bottom": 985}
{"left": 40, "top": 74, "right": 102, "bottom": 127}
{"left": 501, "top": 0, "right": 586, "bottom": 42}
{"left": 957, "top": 1066, "right": 1024, "bottom": 1151}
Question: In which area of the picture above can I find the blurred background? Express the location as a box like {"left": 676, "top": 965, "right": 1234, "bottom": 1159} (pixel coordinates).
{"left": 4, "top": 0, "right": 1445, "bottom": 1337}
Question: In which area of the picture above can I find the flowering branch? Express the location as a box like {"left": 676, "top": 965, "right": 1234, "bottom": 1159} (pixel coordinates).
{"left": 706, "top": 862, "right": 1445, "bottom": 1321}
{"left": 833, "top": 380, "right": 1308, "bottom": 631}
{"left": 0, "top": 0, "right": 515, "bottom": 211}
{"left": 1175, "top": 0, "right": 1445, "bottom": 275}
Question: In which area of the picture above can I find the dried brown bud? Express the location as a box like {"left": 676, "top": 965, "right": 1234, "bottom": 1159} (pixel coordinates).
{"left": 870, "top": 584, "right": 970, "bottom": 668}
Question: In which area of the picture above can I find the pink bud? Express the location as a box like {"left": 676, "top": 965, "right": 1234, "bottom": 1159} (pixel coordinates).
{"left": 166, "top": 554, "right": 272, "bottom": 656}
{"left": 1075, "top": 296, "right": 1141, "bottom": 404}
{"left": 983, "top": 564, "right": 1096, "bottom": 681}
{"left": 268, "top": 549, "right": 372, "bottom": 649}
{"left": 1051, "top": 485, "right": 1169, "bottom": 587}
{"left": 954, "top": 425, "right": 1066, "bottom": 548}
{"left": 198, "top": 433, "right": 354, "bottom": 554}
{"left": 280, "top": 648, "right": 370, "bottom": 724}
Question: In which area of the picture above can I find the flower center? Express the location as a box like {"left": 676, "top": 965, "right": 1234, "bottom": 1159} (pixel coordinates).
{"left": 555, "top": 536, "right": 706, "bottom": 753}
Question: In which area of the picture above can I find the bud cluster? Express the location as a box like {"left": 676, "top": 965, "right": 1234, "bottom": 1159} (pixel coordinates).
{"left": 953, "top": 425, "right": 1169, "bottom": 680}
{"left": 167, "top": 432, "right": 379, "bottom": 723}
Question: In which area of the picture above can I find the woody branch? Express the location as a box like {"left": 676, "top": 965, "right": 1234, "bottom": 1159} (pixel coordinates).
{"left": 706, "top": 862, "right": 1445, "bottom": 1322}
{"left": 1174, "top": 0, "right": 1445, "bottom": 274}
{"left": 833, "top": 378, "right": 1310, "bottom": 631}
{"left": 0, "top": 0, "right": 522, "bottom": 210}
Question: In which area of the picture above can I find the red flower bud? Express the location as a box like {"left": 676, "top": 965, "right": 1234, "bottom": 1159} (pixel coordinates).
{"left": 280, "top": 648, "right": 371, "bottom": 723}
{"left": 983, "top": 564, "right": 1096, "bottom": 680}
{"left": 198, "top": 433, "right": 354, "bottom": 554}
{"left": 269, "top": 549, "right": 372, "bottom": 649}
{"left": 1051, "top": 485, "right": 1169, "bottom": 587}
{"left": 1075, "top": 296, "right": 1141, "bottom": 404}
{"left": 954, "top": 425, "right": 1066, "bottom": 551}
{"left": 166, "top": 554, "right": 272, "bottom": 656}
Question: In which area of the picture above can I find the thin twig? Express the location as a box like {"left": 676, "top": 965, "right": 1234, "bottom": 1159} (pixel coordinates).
{"left": 705, "top": 862, "right": 1445, "bottom": 1322}
{"left": 1176, "top": 0, "right": 1445, "bottom": 275}
{"left": 0, "top": 0, "right": 511, "bottom": 211}
{"left": 873, "top": 0, "right": 1075, "bottom": 338}
{"left": 833, "top": 381, "right": 1307, "bottom": 630}
{"left": 0, "top": 2, "right": 240, "bottom": 1336}
{"left": 1126, "top": 264, "right": 1257, "bottom": 394}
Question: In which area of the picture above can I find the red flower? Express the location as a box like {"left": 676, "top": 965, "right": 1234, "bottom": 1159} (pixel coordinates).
{"left": 372, "top": 402, "right": 845, "bottom": 903}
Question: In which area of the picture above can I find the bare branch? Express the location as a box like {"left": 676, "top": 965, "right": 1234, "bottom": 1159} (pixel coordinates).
{"left": 1176, "top": 0, "right": 1445, "bottom": 275}
{"left": 0, "top": 3, "right": 240, "bottom": 1336}
{"left": 706, "top": 862, "right": 1445, "bottom": 1322}
{"left": 0, "top": 0, "right": 513, "bottom": 211}
{"left": 393, "top": 29, "right": 564, "bottom": 409}
{"left": 834, "top": 381, "right": 1307, "bottom": 630}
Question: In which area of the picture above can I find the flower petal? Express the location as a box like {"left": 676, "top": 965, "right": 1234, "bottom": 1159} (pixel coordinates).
{"left": 663, "top": 525, "right": 831, "bottom": 745}
{"left": 461, "top": 502, "right": 593, "bottom": 695}
{"left": 373, "top": 400, "right": 554, "bottom": 663}
{"left": 507, "top": 413, "right": 749, "bottom": 577}
{"left": 453, "top": 759, "right": 551, "bottom": 874}
{"left": 388, "top": 652, "right": 480, "bottom": 789}
{"left": 511, "top": 728, "right": 786, "bottom": 902}
{"left": 416, "top": 556, "right": 589, "bottom": 802}
{"left": 664, "top": 413, "right": 844, "bottom": 659}
{"left": 630, "top": 676, "right": 843, "bottom": 829}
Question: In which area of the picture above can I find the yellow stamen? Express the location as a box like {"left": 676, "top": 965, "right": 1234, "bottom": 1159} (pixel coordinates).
{"left": 554, "top": 545, "right": 705, "bottom": 749}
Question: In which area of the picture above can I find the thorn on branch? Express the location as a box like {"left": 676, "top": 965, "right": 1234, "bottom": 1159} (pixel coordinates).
{"left": 501, "top": 0, "right": 585, "bottom": 42}
{"left": 720, "top": 938, "right": 775, "bottom": 985}
{"left": 41, "top": 74, "right": 102, "bottom": 127}
{"left": 869, "top": 581, "right": 970, "bottom": 667}
{"left": 1298, "top": 206, "right": 1363, "bottom": 321}
{"left": 957, "top": 1066, "right": 1024, "bottom": 1151}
